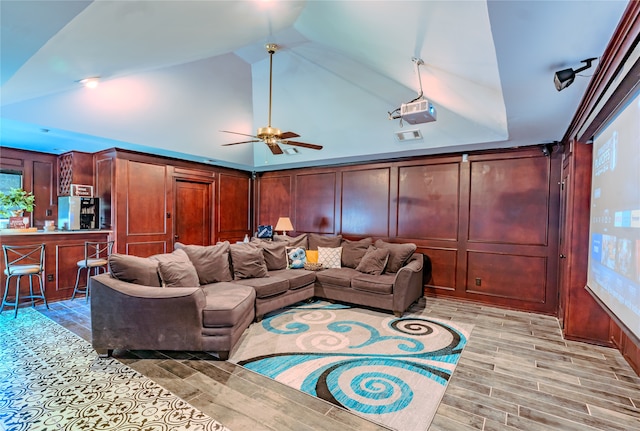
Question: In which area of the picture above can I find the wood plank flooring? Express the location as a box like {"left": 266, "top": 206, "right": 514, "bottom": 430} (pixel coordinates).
{"left": 38, "top": 296, "right": 640, "bottom": 431}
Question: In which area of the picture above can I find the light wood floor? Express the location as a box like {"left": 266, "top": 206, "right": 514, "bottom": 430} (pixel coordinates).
{"left": 39, "top": 296, "right": 640, "bottom": 431}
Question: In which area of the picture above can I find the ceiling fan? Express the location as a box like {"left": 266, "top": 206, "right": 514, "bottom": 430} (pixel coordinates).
{"left": 221, "top": 43, "right": 323, "bottom": 155}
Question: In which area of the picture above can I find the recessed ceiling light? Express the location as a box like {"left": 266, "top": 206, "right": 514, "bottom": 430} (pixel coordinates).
{"left": 78, "top": 77, "right": 100, "bottom": 89}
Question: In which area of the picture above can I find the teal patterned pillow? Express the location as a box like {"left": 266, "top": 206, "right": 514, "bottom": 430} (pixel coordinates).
{"left": 287, "top": 247, "right": 307, "bottom": 269}
{"left": 318, "top": 247, "right": 342, "bottom": 269}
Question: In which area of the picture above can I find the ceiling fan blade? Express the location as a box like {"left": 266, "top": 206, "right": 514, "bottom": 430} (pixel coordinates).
{"left": 279, "top": 131, "right": 300, "bottom": 139}
{"left": 281, "top": 140, "right": 323, "bottom": 150}
{"left": 220, "top": 130, "right": 259, "bottom": 139}
{"left": 222, "top": 140, "right": 260, "bottom": 146}
{"left": 268, "top": 143, "right": 284, "bottom": 155}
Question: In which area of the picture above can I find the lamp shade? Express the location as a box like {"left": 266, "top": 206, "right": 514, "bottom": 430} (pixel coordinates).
{"left": 275, "top": 217, "right": 294, "bottom": 232}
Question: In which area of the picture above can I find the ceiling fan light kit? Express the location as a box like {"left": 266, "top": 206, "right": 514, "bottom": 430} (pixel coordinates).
{"left": 221, "top": 43, "right": 323, "bottom": 155}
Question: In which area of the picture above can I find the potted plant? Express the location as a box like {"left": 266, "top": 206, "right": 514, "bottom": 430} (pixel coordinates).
{"left": 0, "top": 188, "right": 36, "bottom": 217}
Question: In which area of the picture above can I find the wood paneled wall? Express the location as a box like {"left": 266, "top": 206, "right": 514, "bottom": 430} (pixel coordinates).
{"left": 257, "top": 146, "right": 561, "bottom": 314}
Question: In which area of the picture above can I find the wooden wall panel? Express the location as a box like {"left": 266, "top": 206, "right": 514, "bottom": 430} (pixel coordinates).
{"left": 398, "top": 163, "right": 459, "bottom": 240}
{"left": 126, "top": 161, "right": 167, "bottom": 235}
{"left": 126, "top": 241, "right": 167, "bottom": 257}
{"left": 469, "top": 156, "right": 550, "bottom": 245}
{"left": 258, "top": 175, "right": 291, "bottom": 226}
{"left": 421, "top": 247, "right": 457, "bottom": 290}
{"left": 341, "top": 168, "right": 390, "bottom": 237}
{"left": 95, "top": 158, "right": 113, "bottom": 230}
{"left": 295, "top": 172, "right": 336, "bottom": 233}
{"left": 466, "top": 251, "right": 547, "bottom": 303}
{"left": 33, "top": 160, "right": 55, "bottom": 229}
{"left": 218, "top": 173, "right": 250, "bottom": 236}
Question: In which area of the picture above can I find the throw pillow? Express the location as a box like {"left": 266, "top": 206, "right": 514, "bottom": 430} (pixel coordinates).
{"left": 374, "top": 239, "right": 417, "bottom": 273}
{"left": 179, "top": 241, "right": 233, "bottom": 284}
{"left": 341, "top": 237, "right": 373, "bottom": 268}
{"left": 355, "top": 246, "right": 390, "bottom": 276}
{"left": 305, "top": 249, "right": 319, "bottom": 264}
{"left": 149, "top": 248, "right": 190, "bottom": 264}
{"left": 308, "top": 233, "right": 342, "bottom": 250}
{"left": 273, "top": 233, "right": 308, "bottom": 249}
{"left": 108, "top": 254, "right": 161, "bottom": 287}
{"left": 318, "top": 246, "right": 342, "bottom": 269}
{"left": 287, "top": 247, "right": 307, "bottom": 269}
{"left": 157, "top": 259, "right": 200, "bottom": 287}
{"left": 256, "top": 240, "right": 287, "bottom": 270}
{"left": 229, "top": 244, "right": 268, "bottom": 279}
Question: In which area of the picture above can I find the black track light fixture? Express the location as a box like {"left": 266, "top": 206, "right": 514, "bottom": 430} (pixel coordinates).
{"left": 554, "top": 58, "right": 597, "bottom": 91}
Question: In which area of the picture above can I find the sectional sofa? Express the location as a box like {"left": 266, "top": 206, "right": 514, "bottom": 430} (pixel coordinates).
{"left": 90, "top": 233, "right": 427, "bottom": 360}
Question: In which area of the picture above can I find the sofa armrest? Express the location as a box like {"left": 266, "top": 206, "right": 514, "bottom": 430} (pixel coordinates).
{"left": 90, "top": 273, "right": 207, "bottom": 353}
{"left": 391, "top": 253, "right": 424, "bottom": 315}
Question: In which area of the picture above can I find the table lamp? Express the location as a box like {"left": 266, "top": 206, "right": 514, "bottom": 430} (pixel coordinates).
{"left": 275, "top": 217, "right": 294, "bottom": 236}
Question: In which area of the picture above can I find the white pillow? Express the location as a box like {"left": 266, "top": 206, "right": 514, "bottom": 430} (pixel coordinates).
{"left": 318, "top": 246, "right": 342, "bottom": 269}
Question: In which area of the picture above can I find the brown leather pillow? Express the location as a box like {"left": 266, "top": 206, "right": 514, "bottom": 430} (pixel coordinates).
{"left": 341, "top": 237, "right": 373, "bottom": 268}
{"left": 355, "top": 246, "right": 390, "bottom": 276}
{"left": 179, "top": 241, "right": 233, "bottom": 284}
{"left": 374, "top": 239, "right": 417, "bottom": 273}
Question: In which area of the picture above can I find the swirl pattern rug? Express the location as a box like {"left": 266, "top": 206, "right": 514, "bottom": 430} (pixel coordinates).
{"left": 0, "top": 307, "right": 228, "bottom": 431}
{"left": 230, "top": 301, "right": 473, "bottom": 431}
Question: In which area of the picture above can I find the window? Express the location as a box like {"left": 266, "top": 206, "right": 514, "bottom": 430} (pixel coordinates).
{"left": 0, "top": 170, "right": 23, "bottom": 218}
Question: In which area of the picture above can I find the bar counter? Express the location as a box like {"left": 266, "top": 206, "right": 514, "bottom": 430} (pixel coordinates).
{"left": 1, "top": 229, "right": 113, "bottom": 303}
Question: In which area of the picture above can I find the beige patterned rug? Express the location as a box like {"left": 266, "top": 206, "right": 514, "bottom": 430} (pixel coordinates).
{"left": 230, "top": 300, "right": 474, "bottom": 431}
{"left": 0, "top": 307, "right": 229, "bottom": 431}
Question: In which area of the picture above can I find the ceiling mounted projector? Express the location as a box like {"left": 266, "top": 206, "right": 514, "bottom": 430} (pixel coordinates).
{"left": 401, "top": 99, "right": 437, "bottom": 124}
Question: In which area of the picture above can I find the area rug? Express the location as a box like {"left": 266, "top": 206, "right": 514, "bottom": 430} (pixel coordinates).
{"left": 229, "top": 300, "right": 473, "bottom": 431}
{"left": 0, "top": 308, "right": 229, "bottom": 431}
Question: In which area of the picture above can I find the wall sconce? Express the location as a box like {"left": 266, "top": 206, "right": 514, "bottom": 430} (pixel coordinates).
{"left": 554, "top": 58, "right": 596, "bottom": 91}
{"left": 275, "top": 217, "right": 294, "bottom": 235}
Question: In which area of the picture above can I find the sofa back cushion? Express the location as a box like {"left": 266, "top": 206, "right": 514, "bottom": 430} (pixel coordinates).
{"left": 230, "top": 244, "right": 268, "bottom": 279}
{"left": 308, "top": 233, "right": 342, "bottom": 250}
{"left": 374, "top": 239, "right": 417, "bottom": 273}
{"left": 108, "top": 253, "right": 162, "bottom": 287}
{"left": 157, "top": 259, "right": 200, "bottom": 287}
{"left": 273, "top": 233, "right": 308, "bottom": 249}
{"left": 252, "top": 239, "right": 288, "bottom": 270}
{"left": 177, "top": 241, "right": 233, "bottom": 283}
{"left": 355, "top": 246, "right": 390, "bottom": 276}
{"left": 341, "top": 237, "right": 373, "bottom": 268}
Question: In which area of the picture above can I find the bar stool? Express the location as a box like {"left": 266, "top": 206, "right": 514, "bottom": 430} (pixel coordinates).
{"left": 72, "top": 240, "right": 114, "bottom": 301}
{"left": 1, "top": 244, "right": 48, "bottom": 318}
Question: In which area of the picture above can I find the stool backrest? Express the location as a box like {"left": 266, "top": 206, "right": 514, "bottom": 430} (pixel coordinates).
{"left": 84, "top": 240, "right": 114, "bottom": 263}
{"left": 3, "top": 244, "right": 45, "bottom": 274}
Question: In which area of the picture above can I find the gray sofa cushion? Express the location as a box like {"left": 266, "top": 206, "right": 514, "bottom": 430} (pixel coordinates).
{"left": 108, "top": 253, "right": 161, "bottom": 287}
{"left": 267, "top": 269, "right": 316, "bottom": 290}
{"left": 308, "top": 233, "right": 342, "bottom": 250}
{"left": 149, "top": 248, "right": 191, "bottom": 264}
{"left": 178, "top": 241, "right": 233, "bottom": 283}
{"left": 254, "top": 240, "right": 288, "bottom": 270}
{"left": 232, "top": 276, "right": 289, "bottom": 298}
{"left": 314, "top": 267, "right": 360, "bottom": 287}
{"left": 374, "top": 239, "right": 417, "bottom": 273}
{"left": 341, "top": 237, "right": 373, "bottom": 268}
{"left": 351, "top": 273, "right": 395, "bottom": 295}
{"left": 230, "top": 244, "right": 268, "bottom": 279}
{"left": 201, "top": 283, "right": 255, "bottom": 327}
{"left": 273, "top": 233, "right": 308, "bottom": 248}
{"left": 355, "top": 246, "right": 389, "bottom": 276}
{"left": 157, "top": 259, "right": 200, "bottom": 287}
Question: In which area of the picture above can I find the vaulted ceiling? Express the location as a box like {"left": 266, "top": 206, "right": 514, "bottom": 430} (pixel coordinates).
{"left": 0, "top": 1, "right": 628, "bottom": 171}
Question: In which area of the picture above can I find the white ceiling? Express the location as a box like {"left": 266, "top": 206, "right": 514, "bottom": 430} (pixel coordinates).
{"left": 0, "top": 1, "right": 628, "bottom": 172}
